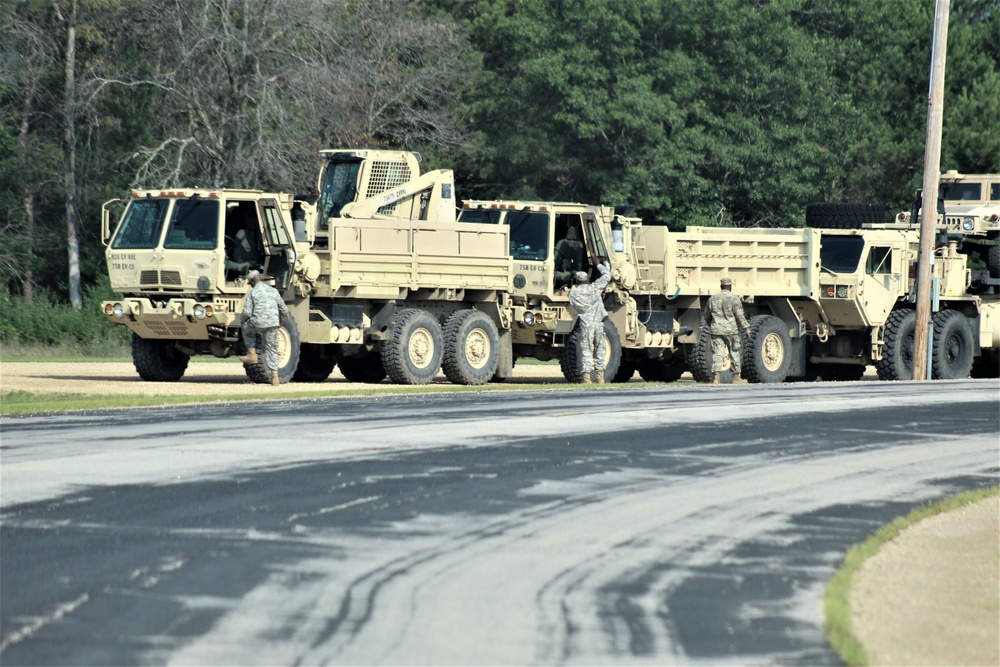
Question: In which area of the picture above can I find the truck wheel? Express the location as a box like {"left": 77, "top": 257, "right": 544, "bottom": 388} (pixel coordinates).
{"left": 560, "top": 319, "right": 622, "bottom": 383}
{"left": 686, "top": 334, "right": 714, "bottom": 383}
{"left": 243, "top": 316, "right": 301, "bottom": 384}
{"left": 805, "top": 202, "right": 885, "bottom": 229}
{"left": 875, "top": 309, "right": 916, "bottom": 381}
{"left": 931, "top": 310, "right": 975, "bottom": 379}
{"left": 638, "top": 358, "right": 686, "bottom": 382}
{"left": 743, "top": 315, "right": 792, "bottom": 383}
{"left": 612, "top": 359, "right": 637, "bottom": 383}
{"left": 338, "top": 353, "right": 387, "bottom": 383}
{"left": 989, "top": 245, "right": 1000, "bottom": 279}
{"left": 442, "top": 310, "right": 500, "bottom": 386}
{"left": 132, "top": 334, "right": 189, "bottom": 382}
{"left": 293, "top": 343, "right": 338, "bottom": 383}
{"left": 382, "top": 309, "right": 444, "bottom": 385}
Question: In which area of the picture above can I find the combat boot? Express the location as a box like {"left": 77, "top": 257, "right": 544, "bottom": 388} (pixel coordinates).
{"left": 712, "top": 372, "right": 721, "bottom": 384}
{"left": 595, "top": 370, "right": 605, "bottom": 384}
{"left": 239, "top": 348, "right": 258, "bottom": 364}
{"left": 271, "top": 370, "right": 280, "bottom": 386}
{"left": 732, "top": 375, "right": 748, "bottom": 385}
{"left": 582, "top": 373, "right": 592, "bottom": 384}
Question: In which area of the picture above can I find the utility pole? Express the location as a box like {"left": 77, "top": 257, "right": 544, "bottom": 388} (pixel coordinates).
{"left": 913, "top": 0, "right": 950, "bottom": 381}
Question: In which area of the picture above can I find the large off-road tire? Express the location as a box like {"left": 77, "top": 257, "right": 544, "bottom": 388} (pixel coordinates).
{"left": 442, "top": 310, "right": 500, "bottom": 386}
{"left": 612, "top": 358, "right": 637, "bottom": 383}
{"left": 930, "top": 310, "right": 975, "bottom": 379}
{"left": 805, "top": 202, "right": 885, "bottom": 229}
{"left": 686, "top": 334, "right": 714, "bottom": 383}
{"left": 338, "top": 353, "right": 387, "bottom": 383}
{"left": 382, "top": 308, "right": 444, "bottom": 385}
{"left": 293, "top": 343, "right": 338, "bottom": 383}
{"left": 560, "top": 319, "right": 622, "bottom": 383}
{"left": 244, "top": 316, "right": 301, "bottom": 384}
{"left": 970, "top": 350, "right": 999, "bottom": 379}
{"left": 988, "top": 245, "right": 1000, "bottom": 279}
{"left": 131, "top": 334, "right": 190, "bottom": 382}
{"left": 638, "top": 357, "right": 686, "bottom": 382}
{"left": 875, "top": 309, "right": 916, "bottom": 381}
{"left": 742, "top": 315, "right": 792, "bottom": 383}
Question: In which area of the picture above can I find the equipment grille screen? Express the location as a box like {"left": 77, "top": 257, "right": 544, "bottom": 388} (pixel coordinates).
{"left": 367, "top": 160, "right": 412, "bottom": 215}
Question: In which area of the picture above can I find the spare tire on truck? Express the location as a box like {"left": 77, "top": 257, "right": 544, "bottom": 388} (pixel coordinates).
{"left": 806, "top": 202, "right": 885, "bottom": 229}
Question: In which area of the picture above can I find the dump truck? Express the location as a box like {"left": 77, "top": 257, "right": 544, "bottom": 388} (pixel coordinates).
{"left": 102, "top": 149, "right": 514, "bottom": 385}
{"left": 457, "top": 199, "right": 1000, "bottom": 382}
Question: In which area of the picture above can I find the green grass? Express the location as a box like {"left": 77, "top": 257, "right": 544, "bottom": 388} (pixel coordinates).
{"left": 824, "top": 485, "right": 1000, "bottom": 666}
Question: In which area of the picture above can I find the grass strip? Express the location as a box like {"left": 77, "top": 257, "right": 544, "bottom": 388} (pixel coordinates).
{"left": 1, "top": 380, "right": 650, "bottom": 415}
{"left": 824, "top": 485, "right": 1000, "bottom": 666}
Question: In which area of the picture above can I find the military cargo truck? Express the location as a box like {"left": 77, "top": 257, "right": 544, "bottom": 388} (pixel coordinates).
{"left": 457, "top": 199, "right": 1000, "bottom": 383}
{"left": 102, "top": 150, "right": 513, "bottom": 385}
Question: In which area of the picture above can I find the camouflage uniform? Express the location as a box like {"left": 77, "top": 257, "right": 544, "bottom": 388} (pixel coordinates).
{"left": 569, "top": 263, "right": 612, "bottom": 373}
{"left": 702, "top": 283, "right": 750, "bottom": 374}
{"left": 241, "top": 279, "right": 290, "bottom": 371}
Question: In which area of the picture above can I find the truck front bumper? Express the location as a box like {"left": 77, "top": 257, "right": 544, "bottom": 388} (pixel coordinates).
{"left": 101, "top": 297, "right": 242, "bottom": 340}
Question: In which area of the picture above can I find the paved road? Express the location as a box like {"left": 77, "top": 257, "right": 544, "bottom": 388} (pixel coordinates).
{"left": 1, "top": 381, "right": 997, "bottom": 665}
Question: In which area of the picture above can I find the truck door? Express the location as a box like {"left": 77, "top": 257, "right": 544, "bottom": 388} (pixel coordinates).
{"left": 506, "top": 208, "right": 552, "bottom": 299}
{"left": 859, "top": 244, "right": 902, "bottom": 325}
{"left": 259, "top": 199, "right": 294, "bottom": 290}
{"left": 580, "top": 211, "right": 609, "bottom": 269}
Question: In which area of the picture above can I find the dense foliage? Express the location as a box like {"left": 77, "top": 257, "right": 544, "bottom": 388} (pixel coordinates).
{"left": 1, "top": 0, "right": 997, "bottom": 325}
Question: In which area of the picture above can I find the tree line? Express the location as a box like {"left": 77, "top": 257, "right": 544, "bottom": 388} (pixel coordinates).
{"left": 1, "top": 0, "right": 998, "bottom": 309}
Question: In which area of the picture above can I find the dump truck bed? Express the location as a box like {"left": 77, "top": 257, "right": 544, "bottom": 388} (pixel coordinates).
{"left": 641, "top": 226, "right": 819, "bottom": 298}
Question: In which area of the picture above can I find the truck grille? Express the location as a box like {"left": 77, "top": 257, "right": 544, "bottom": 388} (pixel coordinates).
{"left": 146, "top": 321, "right": 191, "bottom": 337}
{"left": 139, "top": 270, "right": 183, "bottom": 286}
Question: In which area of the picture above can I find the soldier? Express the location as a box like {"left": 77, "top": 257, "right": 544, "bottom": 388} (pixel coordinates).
{"left": 702, "top": 277, "right": 751, "bottom": 384}
{"left": 238, "top": 270, "right": 290, "bottom": 386}
{"left": 569, "top": 259, "right": 612, "bottom": 383}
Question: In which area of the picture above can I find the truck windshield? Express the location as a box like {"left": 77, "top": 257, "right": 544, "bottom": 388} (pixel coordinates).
{"left": 163, "top": 198, "right": 220, "bottom": 249}
{"left": 940, "top": 182, "right": 982, "bottom": 202}
{"left": 820, "top": 235, "right": 865, "bottom": 273}
{"left": 319, "top": 160, "right": 361, "bottom": 219}
{"left": 111, "top": 199, "right": 169, "bottom": 249}
{"left": 457, "top": 209, "right": 503, "bottom": 224}
{"left": 507, "top": 211, "right": 550, "bottom": 261}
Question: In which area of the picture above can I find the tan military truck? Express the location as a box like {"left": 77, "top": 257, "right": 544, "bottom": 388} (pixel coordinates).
{"left": 102, "top": 149, "right": 513, "bottom": 385}
{"left": 457, "top": 199, "right": 1000, "bottom": 383}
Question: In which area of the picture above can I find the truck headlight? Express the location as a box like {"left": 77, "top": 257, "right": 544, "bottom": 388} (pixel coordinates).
{"left": 522, "top": 312, "right": 535, "bottom": 326}
{"left": 962, "top": 217, "right": 975, "bottom": 231}
{"left": 836, "top": 285, "right": 849, "bottom": 298}
{"left": 112, "top": 303, "right": 124, "bottom": 317}
{"left": 193, "top": 304, "right": 206, "bottom": 319}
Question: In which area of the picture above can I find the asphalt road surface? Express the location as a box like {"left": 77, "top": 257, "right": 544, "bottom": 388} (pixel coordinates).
{"left": 1, "top": 380, "right": 997, "bottom": 666}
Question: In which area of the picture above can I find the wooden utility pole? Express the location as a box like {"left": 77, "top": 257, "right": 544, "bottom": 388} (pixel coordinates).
{"left": 913, "top": 0, "right": 950, "bottom": 381}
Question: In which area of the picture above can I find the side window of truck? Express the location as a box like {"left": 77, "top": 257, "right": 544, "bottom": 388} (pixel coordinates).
{"left": 866, "top": 247, "right": 893, "bottom": 275}
{"left": 261, "top": 203, "right": 290, "bottom": 251}
{"left": 991, "top": 183, "right": 999, "bottom": 202}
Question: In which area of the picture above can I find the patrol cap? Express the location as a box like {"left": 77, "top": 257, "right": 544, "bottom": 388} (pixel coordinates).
{"left": 247, "top": 269, "right": 261, "bottom": 282}
{"left": 720, "top": 277, "right": 733, "bottom": 286}
{"left": 574, "top": 271, "right": 589, "bottom": 284}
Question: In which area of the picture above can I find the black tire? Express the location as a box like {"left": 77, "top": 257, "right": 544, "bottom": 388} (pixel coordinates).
{"left": 931, "top": 310, "right": 975, "bottom": 379}
{"left": 560, "top": 319, "right": 622, "bottom": 383}
{"left": 131, "top": 334, "right": 190, "bottom": 381}
{"left": 988, "top": 245, "right": 1000, "bottom": 279}
{"left": 243, "top": 315, "right": 301, "bottom": 384}
{"left": 382, "top": 309, "right": 444, "bottom": 385}
{"left": 743, "top": 315, "right": 792, "bottom": 383}
{"left": 637, "top": 357, "right": 686, "bottom": 382}
{"left": 686, "top": 334, "right": 714, "bottom": 383}
{"left": 875, "top": 309, "right": 916, "bottom": 381}
{"left": 338, "top": 353, "right": 387, "bottom": 383}
{"left": 612, "top": 358, "right": 637, "bottom": 383}
{"left": 293, "top": 343, "right": 338, "bottom": 382}
{"left": 970, "top": 350, "right": 999, "bottom": 379}
{"left": 805, "top": 202, "right": 885, "bottom": 229}
{"left": 442, "top": 310, "right": 500, "bottom": 385}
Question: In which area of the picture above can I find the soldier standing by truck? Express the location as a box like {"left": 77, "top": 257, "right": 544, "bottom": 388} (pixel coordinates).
{"left": 238, "top": 270, "right": 290, "bottom": 386}
{"left": 703, "top": 277, "right": 751, "bottom": 384}
{"left": 569, "top": 260, "right": 613, "bottom": 383}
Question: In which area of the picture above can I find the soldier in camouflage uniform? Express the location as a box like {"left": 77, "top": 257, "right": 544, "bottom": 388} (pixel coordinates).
{"left": 238, "top": 270, "right": 290, "bottom": 386}
{"left": 569, "top": 260, "right": 612, "bottom": 383}
{"left": 702, "top": 277, "right": 751, "bottom": 384}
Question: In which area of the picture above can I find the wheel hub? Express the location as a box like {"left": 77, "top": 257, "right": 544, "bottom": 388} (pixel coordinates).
{"left": 761, "top": 332, "right": 784, "bottom": 371}
{"left": 408, "top": 327, "right": 435, "bottom": 369}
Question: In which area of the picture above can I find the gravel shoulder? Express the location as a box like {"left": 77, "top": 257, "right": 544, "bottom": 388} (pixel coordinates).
{"left": 2, "top": 361, "right": 997, "bottom": 664}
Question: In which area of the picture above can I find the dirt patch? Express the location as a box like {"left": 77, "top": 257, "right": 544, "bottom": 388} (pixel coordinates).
{"left": 850, "top": 495, "right": 1000, "bottom": 666}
